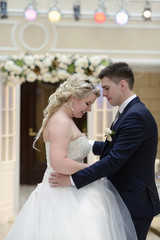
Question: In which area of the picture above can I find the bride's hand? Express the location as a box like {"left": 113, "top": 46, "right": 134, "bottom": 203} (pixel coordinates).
{"left": 49, "top": 172, "right": 71, "bottom": 187}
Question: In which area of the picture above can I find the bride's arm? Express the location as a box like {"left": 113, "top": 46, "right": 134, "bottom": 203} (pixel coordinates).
{"left": 47, "top": 118, "right": 88, "bottom": 175}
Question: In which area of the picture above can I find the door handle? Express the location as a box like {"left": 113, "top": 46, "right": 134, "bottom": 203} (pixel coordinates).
{"left": 28, "top": 128, "right": 37, "bottom": 136}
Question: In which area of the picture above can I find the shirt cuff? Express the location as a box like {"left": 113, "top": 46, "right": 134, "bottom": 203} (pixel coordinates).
{"left": 70, "top": 176, "right": 75, "bottom": 186}
{"left": 89, "top": 140, "right": 94, "bottom": 146}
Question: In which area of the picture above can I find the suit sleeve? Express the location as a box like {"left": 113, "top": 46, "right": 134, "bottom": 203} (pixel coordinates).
{"left": 92, "top": 141, "right": 105, "bottom": 155}
{"left": 72, "top": 112, "right": 147, "bottom": 189}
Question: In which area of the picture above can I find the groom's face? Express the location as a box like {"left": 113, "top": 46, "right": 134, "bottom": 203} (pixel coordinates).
{"left": 101, "top": 77, "right": 122, "bottom": 107}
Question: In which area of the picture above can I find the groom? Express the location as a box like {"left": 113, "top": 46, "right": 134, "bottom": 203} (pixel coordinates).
{"left": 49, "top": 62, "right": 160, "bottom": 240}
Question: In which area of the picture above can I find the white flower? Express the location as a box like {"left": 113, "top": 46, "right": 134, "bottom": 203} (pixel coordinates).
{"left": 59, "top": 63, "right": 68, "bottom": 69}
{"left": 96, "top": 65, "right": 105, "bottom": 74}
{"left": 13, "top": 65, "right": 23, "bottom": 74}
{"left": 89, "top": 55, "right": 101, "bottom": 67}
{"left": 43, "top": 73, "right": 52, "bottom": 82}
{"left": 26, "top": 72, "right": 37, "bottom": 82}
{"left": 43, "top": 57, "right": 53, "bottom": 67}
{"left": 30, "top": 64, "right": 35, "bottom": 70}
{"left": 104, "top": 128, "right": 115, "bottom": 142}
{"left": 75, "top": 57, "right": 88, "bottom": 68}
{"left": 58, "top": 55, "right": 71, "bottom": 65}
{"left": 93, "top": 72, "right": 98, "bottom": 77}
{"left": 51, "top": 76, "right": 59, "bottom": 83}
{"left": 24, "top": 55, "right": 34, "bottom": 66}
{"left": 35, "top": 54, "right": 44, "bottom": 60}
{"left": 57, "top": 70, "right": 69, "bottom": 80}
{"left": 89, "top": 65, "right": 95, "bottom": 71}
{"left": 35, "top": 60, "right": 43, "bottom": 68}
{"left": 75, "top": 67, "right": 85, "bottom": 74}
{"left": 93, "top": 65, "right": 105, "bottom": 78}
{"left": 37, "top": 75, "right": 42, "bottom": 81}
{"left": 24, "top": 68, "right": 31, "bottom": 74}
{"left": 51, "top": 70, "right": 56, "bottom": 76}
{"left": 41, "top": 68, "right": 48, "bottom": 74}
{"left": 4, "top": 60, "right": 15, "bottom": 71}
{"left": 23, "top": 65, "right": 28, "bottom": 70}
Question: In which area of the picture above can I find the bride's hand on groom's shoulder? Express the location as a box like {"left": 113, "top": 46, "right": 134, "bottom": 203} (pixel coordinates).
{"left": 49, "top": 172, "right": 71, "bottom": 187}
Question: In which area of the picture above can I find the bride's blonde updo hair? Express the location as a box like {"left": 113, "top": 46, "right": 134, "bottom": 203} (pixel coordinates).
{"left": 33, "top": 73, "right": 101, "bottom": 149}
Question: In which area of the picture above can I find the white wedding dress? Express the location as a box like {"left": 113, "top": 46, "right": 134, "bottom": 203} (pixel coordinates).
{"left": 5, "top": 135, "right": 137, "bottom": 240}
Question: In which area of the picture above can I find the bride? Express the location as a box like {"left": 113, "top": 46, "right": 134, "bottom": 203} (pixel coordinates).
{"left": 4, "top": 74, "right": 137, "bottom": 240}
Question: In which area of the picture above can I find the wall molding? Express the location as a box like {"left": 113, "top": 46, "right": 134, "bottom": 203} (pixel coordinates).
{"left": 1, "top": 18, "right": 160, "bottom": 31}
{"left": 0, "top": 20, "right": 58, "bottom": 52}
{"left": 20, "top": 22, "right": 49, "bottom": 52}
{"left": 56, "top": 22, "right": 160, "bottom": 30}
{"left": 51, "top": 48, "right": 160, "bottom": 56}
{"left": 0, "top": 21, "right": 19, "bottom": 51}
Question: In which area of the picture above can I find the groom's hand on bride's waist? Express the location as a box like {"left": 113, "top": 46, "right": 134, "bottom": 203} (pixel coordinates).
{"left": 49, "top": 172, "right": 72, "bottom": 187}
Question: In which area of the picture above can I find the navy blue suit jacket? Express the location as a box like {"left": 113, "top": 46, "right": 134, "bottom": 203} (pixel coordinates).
{"left": 72, "top": 97, "right": 160, "bottom": 217}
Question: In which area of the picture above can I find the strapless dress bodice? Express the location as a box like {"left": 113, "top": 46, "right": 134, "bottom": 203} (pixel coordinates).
{"left": 41, "top": 135, "right": 91, "bottom": 183}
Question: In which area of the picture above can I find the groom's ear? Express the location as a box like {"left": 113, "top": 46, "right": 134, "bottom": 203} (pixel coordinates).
{"left": 120, "top": 80, "right": 128, "bottom": 91}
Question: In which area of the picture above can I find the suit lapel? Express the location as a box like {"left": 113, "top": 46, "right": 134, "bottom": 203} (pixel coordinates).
{"left": 100, "top": 97, "right": 141, "bottom": 158}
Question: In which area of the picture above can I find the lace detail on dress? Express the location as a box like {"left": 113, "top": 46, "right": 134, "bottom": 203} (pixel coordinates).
{"left": 45, "top": 135, "right": 91, "bottom": 167}
{"left": 42, "top": 135, "right": 91, "bottom": 181}
{"left": 67, "top": 135, "right": 91, "bottom": 163}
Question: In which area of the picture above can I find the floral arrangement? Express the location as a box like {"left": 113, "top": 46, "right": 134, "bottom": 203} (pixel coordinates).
{"left": 0, "top": 53, "right": 112, "bottom": 87}
{"left": 104, "top": 128, "right": 115, "bottom": 142}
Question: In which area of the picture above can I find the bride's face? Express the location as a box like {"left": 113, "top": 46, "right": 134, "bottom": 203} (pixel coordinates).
{"left": 72, "top": 92, "right": 97, "bottom": 118}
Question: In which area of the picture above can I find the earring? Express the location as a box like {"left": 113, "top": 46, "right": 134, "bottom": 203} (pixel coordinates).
{"left": 64, "top": 101, "right": 74, "bottom": 112}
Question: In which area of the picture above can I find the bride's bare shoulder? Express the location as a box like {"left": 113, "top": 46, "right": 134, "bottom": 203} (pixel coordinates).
{"left": 46, "top": 112, "right": 72, "bottom": 134}
{"left": 43, "top": 112, "right": 72, "bottom": 142}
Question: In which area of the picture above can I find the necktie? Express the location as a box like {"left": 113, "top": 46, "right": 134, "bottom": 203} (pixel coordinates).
{"left": 113, "top": 111, "right": 121, "bottom": 126}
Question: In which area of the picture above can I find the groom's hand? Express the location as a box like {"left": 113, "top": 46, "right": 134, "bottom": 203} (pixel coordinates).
{"left": 49, "top": 172, "right": 72, "bottom": 187}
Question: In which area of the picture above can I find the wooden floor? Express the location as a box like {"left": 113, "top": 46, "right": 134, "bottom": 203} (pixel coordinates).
{"left": 1, "top": 185, "right": 160, "bottom": 240}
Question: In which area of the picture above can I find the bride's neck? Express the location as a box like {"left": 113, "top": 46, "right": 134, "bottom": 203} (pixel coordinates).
{"left": 59, "top": 104, "right": 73, "bottom": 119}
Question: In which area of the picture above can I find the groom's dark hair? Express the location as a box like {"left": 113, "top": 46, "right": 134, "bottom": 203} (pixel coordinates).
{"left": 98, "top": 62, "right": 134, "bottom": 90}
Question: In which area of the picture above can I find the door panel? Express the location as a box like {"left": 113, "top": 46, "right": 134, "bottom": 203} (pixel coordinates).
{"left": 20, "top": 81, "right": 60, "bottom": 184}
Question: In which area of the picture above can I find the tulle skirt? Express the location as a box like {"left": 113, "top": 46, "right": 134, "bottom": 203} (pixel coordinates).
{"left": 4, "top": 178, "right": 137, "bottom": 240}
